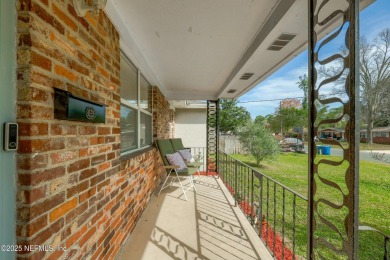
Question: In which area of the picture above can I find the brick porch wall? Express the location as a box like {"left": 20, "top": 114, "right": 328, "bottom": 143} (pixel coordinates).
{"left": 153, "top": 87, "right": 174, "bottom": 140}
{"left": 15, "top": 1, "right": 170, "bottom": 259}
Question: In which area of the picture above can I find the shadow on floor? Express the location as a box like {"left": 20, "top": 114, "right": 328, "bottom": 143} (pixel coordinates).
{"left": 116, "top": 176, "right": 271, "bottom": 260}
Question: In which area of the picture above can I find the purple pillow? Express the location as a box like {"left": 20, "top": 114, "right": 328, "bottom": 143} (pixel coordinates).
{"left": 178, "top": 149, "right": 195, "bottom": 163}
{"left": 166, "top": 152, "right": 187, "bottom": 172}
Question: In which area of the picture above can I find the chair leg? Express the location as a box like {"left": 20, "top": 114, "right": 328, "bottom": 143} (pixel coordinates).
{"left": 158, "top": 170, "right": 172, "bottom": 196}
{"left": 193, "top": 167, "right": 201, "bottom": 180}
{"left": 159, "top": 169, "right": 196, "bottom": 201}
{"left": 169, "top": 175, "right": 176, "bottom": 188}
{"left": 175, "top": 172, "right": 188, "bottom": 201}
{"left": 190, "top": 176, "right": 196, "bottom": 191}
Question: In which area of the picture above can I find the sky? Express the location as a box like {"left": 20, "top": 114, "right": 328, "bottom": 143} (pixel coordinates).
{"left": 238, "top": 0, "right": 390, "bottom": 118}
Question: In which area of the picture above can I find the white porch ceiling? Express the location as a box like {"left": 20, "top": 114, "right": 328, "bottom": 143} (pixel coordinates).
{"left": 105, "top": 0, "right": 375, "bottom": 101}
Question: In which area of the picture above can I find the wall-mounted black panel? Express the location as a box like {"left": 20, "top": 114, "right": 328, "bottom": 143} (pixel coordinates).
{"left": 54, "top": 88, "right": 105, "bottom": 123}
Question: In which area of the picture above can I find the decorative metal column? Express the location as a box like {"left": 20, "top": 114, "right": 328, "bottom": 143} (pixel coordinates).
{"left": 206, "top": 100, "right": 219, "bottom": 175}
{"left": 308, "top": 0, "right": 359, "bottom": 259}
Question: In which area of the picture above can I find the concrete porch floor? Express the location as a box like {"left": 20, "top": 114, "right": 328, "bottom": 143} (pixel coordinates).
{"left": 116, "top": 175, "right": 273, "bottom": 260}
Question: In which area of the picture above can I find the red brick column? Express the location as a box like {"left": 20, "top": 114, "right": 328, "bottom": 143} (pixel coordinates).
{"left": 152, "top": 87, "right": 174, "bottom": 140}
{"left": 15, "top": 1, "right": 171, "bottom": 259}
{"left": 16, "top": 1, "right": 117, "bottom": 259}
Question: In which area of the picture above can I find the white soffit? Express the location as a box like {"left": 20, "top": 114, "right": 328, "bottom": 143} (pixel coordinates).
{"left": 105, "top": 0, "right": 376, "bottom": 100}
{"left": 219, "top": 0, "right": 376, "bottom": 99}
{"left": 106, "top": 0, "right": 278, "bottom": 100}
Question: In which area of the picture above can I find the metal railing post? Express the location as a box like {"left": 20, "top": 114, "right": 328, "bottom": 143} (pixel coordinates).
{"left": 293, "top": 194, "right": 297, "bottom": 260}
{"left": 282, "top": 188, "right": 286, "bottom": 260}
{"left": 359, "top": 225, "right": 390, "bottom": 260}
{"left": 259, "top": 175, "right": 263, "bottom": 238}
{"left": 251, "top": 170, "right": 254, "bottom": 225}
{"left": 273, "top": 182, "right": 277, "bottom": 254}
{"left": 234, "top": 160, "right": 238, "bottom": 207}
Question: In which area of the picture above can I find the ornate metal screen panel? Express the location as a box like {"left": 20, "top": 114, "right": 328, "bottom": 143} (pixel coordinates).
{"left": 308, "top": 0, "right": 359, "bottom": 259}
{"left": 206, "top": 100, "right": 219, "bottom": 175}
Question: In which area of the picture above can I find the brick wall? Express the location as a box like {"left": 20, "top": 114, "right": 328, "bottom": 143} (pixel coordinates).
{"left": 15, "top": 1, "right": 169, "bottom": 259}
{"left": 153, "top": 87, "right": 174, "bottom": 140}
{"left": 361, "top": 137, "right": 390, "bottom": 144}
{"left": 170, "top": 110, "right": 175, "bottom": 138}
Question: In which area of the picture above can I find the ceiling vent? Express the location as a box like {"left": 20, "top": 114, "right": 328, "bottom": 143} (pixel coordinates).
{"left": 227, "top": 89, "right": 237, "bottom": 94}
{"left": 185, "top": 100, "right": 207, "bottom": 106}
{"left": 267, "top": 45, "right": 283, "bottom": 51}
{"left": 267, "top": 33, "right": 297, "bottom": 51}
{"left": 240, "top": 73, "right": 254, "bottom": 80}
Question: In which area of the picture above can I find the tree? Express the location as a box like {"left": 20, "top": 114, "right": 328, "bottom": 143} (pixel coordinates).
{"left": 268, "top": 107, "right": 307, "bottom": 135}
{"left": 237, "top": 121, "right": 280, "bottom": 166}
{"left": 254, "top": 115, "right": 266, "bottom": 125}
{"left": 359, "top": 29, "right": 390, "bottom": 143}
{"left": 375, "top": 86, "right": 390, "bottom": 126}
{"left": 320, "top": 106, "right": 347, "bottom": 129}
{"left": 219, "top": 99, "right": 251, "bottom": 134}
{"left": 297, "top": 74, "right": 309, "bottom": 109}
{"left": 320, "top": 28, "right": 390, "bottom": 144}
{"left": 265, "top": 113, "right": 280, "bottom": 134}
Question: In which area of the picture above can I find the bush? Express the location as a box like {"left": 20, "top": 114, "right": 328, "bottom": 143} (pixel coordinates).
{"left": 237, "top": 122, "right": 280, "bottom": 166}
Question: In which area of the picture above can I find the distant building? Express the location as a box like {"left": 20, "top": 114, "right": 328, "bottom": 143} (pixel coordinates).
{"left": 318, "top": 126, "right": 390, "bottom": 144}
{"left": 360, "top": 126, "right": 390, "bottom": 144}
{"left": 318, "top": 128, "right": 345, "bottom": 141}
{"left": 280, "top": 98, "right": 301, "bottom": 109}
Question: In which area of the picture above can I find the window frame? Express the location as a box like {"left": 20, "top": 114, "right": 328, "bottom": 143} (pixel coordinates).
{"left": 120, "top": 52, "right": 153, "bottom": 155}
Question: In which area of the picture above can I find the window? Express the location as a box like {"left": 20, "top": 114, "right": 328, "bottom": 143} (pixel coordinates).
{"left": 374, "top": 132, "right": 388, "bottom": 138}
{"left": 121, "top": 56, "right": 138, "bottom": 105}
{"left": 140, "top": 112, "right": 152, "bottom": 147}
{"left": 140, "top": 75, "right": 152, "bottom": 112}
{"left": 362, "top": 132, "right": 389, "bottom": 138}
{"left": 120, "top": 52, "right": 153, "bottom": 153}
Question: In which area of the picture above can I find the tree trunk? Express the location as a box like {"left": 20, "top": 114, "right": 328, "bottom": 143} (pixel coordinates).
{"left": 366, "top": 111, "right": 374, "bottom": 144}
{"left": 256, "top": 157, "right": 261, "bottom": 167}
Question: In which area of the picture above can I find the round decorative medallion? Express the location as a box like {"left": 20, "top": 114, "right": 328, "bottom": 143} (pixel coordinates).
{"left": 85, "top": 106, "right": 96, "bottom": 120}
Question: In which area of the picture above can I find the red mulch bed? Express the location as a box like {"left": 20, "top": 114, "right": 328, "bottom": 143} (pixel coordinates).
{"left": 236, "top": 196, "right": 297, "bottom": 259}
{"left": 223, "top": 182, "right": 235, "bottom": 195}
{"left": 197, "top": 171, "right": 217, "bottom": 176}
{"left": 238, "top": 200, "right": 256, "bottom": 217}
{"left": 222, "top": 179, "right": 298, "bottom": 259}
{"left": 261, "top": 221, "right": 296, "bottom": 260}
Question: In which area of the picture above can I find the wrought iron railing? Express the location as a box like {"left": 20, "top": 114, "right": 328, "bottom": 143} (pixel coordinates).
{"left": 218, "top": 151, "right": 308, "bottom": 259}
{"left": 217, "top": 151, "right": 390, "bottom": 259}
{"left": 359, "top": 225, "right": 389, "bottom": 260}
{"left": 187, "top": 147, "right": 207, "bottom": 172}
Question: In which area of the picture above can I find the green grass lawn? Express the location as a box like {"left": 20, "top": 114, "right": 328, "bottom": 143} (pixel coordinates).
{"left": 230, "top": 153, "right": 389, "bottom": 259}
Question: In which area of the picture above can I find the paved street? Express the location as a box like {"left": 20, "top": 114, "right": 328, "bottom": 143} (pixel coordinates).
{"left": 304, "top": 147, "right": 390, "bottom": 163}
{"left": 328, "top": 148, "right": 390, "bottom": 163}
